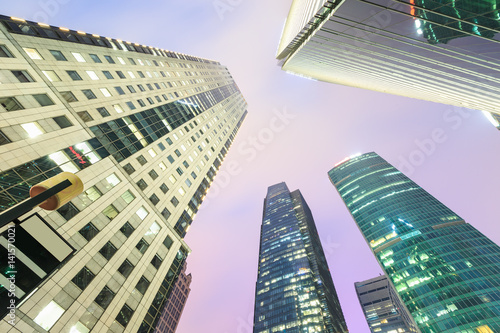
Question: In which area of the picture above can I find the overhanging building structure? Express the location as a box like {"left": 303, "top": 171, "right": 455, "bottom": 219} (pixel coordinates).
{"left": 0, "top": 14, "right": 247, "bottom": 333}
{"left": 253, "top": 182, "right": 348, "bottom": 333}
{"left": 277, "top": 0, "right": 500, "bottom": 114}
{"left": 328, "top": 153, "right": 500, "bottom": 333}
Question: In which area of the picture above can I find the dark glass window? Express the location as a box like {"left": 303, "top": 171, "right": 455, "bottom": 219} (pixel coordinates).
{"left": 126, "top": 101, "right": 136, "bottom": 110}
{"left": 57, "top": 202, "right": 80, "bottom": 221}
{"left": 0, "top": 45, "right": 14, "bottom": 58}
{"left": 137, "top": 84, "right": 146, "bottom": 92}
{"left": 160, "top": 183, "right": 169, "bottom": 194}
{"left": 137, "top": 155, "right": 147, "bottom": 165}
{"left": 137, "top": 99, "right": 146, "bottom": 107}
{"left": 33, "top": 94, "right": 55, "bottom": 106}
{"left": 158, "top": 143, "right": 166, "bottom": 151}
{"left": 53, "top": 116, "right": 73, "bottom": 129}
{"left": 114, "top": 86, "right": 125, "bottom": 95}
{"left": 163, "top": 235, "right": 173, "bottom": 249}
{"left": 136, "top": 238, "right": 149, "bottom": 254}
{"left": 148, "top": 170, "right": 158, "bottom": 180}
{"left": 155, "top": 96, "right": 161, "bottom": 103}
{"left": 95, "top": 286, "right": 115, "bottom": 309}
{"left": 102, "top": 71, "right": 113, "bottom": 79}
{"left": 154, "top": 83, "right": 160, "bottom": 89}
{"left": 137, "top": 179, "right": 148, "bottom": 190}
{"left": 72, "top": 267, "right": 95, "bottom": 290}
{"left": 120, "top": 222, "right": 134, "bottom": 238}
{"left": 127, "top": 85, "right": 136, "bottom": 93}
{"left": 11, "top": 70, "right": 34, "bottom": 82}
{"left": 0, "top": 130, "right": 12, "bottom": 145}
{"left": 174, "top": 149, "right": 181, "bottom": 157}
{"left": 116, "top": 71, "right": 125, "bottom": 79}
{"left": 137, "top": 71, "right": 145, "bottom": 78}
{"left": 166, "top": 138, "right": 173, "bottom": 145}
{"left": 135, "top": 276, "right": 150, "bottom": 294}
{"left": 146, "top": 84, "right": 154, "bottom": 91}
{"left": 67, "top": 70, "right": 82, "bottom": 81}
{"left": 167, "top": 155, "right": 174, "bottom": 163}
{"left": 123, "top": 163, "right": 135, "bottom": 175}
{"left": 146, "top": 97, "right": 154, "bottom": 105}
{"left": 77, "top": 111, "right": 93, "bottom": 122}
{"left": 60, "top": 91, "right": 78, "bottom": 103}
{"left": 128, "top": 58, "right": 136, "bottom": 65}
{"left": 170, "top": 196, "right": 179, "bottom": 207}
{"left": 151, "top": 255, "right": 162, "bottom": 269}
{"left": 104, "top": 55, "right": 115, "bottom": 64}
{"left": 162, "top": 94, "right": 168, "bottom": 101}
{"left": 79, "top": 222, "right": 99, "bottom": 241}
{"left": 149, "top": 194, "right": 159, "bottom": 206}
{"left": 90, "top": 54, "right": 102, "bottom": 63}
{"left": 103, "top": 205, "right": 119, "bottom": 220}
{"left": 0, "top": 97, "right": 24, "bottom": 111}
{"left": 161, "top": 208, "right": 171, "bottom": 220}
{"left": 176, "top": 167, "right": 184, "bottom": 176}
{"left": 116, "top": 304, "right": 134, "bottom": 327}
{"left": 82, "top": 89, "right": 97, "bottom": 100}
{"left": 118, "top": 259, "right": 134, "bottom": 278}
{"left": 99, "top": 241, "right": 118, "bottom": 260}
{"left": 50, "top": 50, "right": 66, "bottom": 61}
{"left": 191, "top": 172, "right": 197, "bottom": 179}
{"left": 97, "top": 107, "right": 110, "bottom": 117}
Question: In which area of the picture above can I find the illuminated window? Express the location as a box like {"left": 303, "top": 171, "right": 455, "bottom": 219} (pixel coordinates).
{"left": 159, "top": 162, "right": 167, "bottom": 171}
{"left": 106, "top": 173, "right": 121, "bottom": 187}
{"left": 148, "top": 148, "right": 157, "bottom": 158}
{"left": 49, "top": 151, "right": 78, "bottom": 173}
{"left": 72, "top": 52, "right": 86, "bottom": 62}
{"left": 86, "top": 71, "right": 99, "bottom": 80}
{"left": 178, "top": 187, "right": 186, "bottom": 196}
{"left": 100, "top": 88, "right": 111, "bottom": 97}
{"left": 169, "top": 175, "right": 177, "bottom": 184}
{"left": 69, "top": 322, "right": 89, "bottom": 333}
{"left": 33, "top": 301, "right": 65, "bottom": 330}
{"left": 42, "top": 70, "right": 61, "bottom": 82}
{"left": 113, "top": 104, "right": 124, "bottom": 113}
{"left": 136, "top": 207, "right": 149, "bottom": 220}
{"left": 117, "top": 57, "right": 126, "bottom": 65}
{"left": 0, "top": 96, "right": 24, "bottom": 111}
{"left": 24, "top": 48, "right": 43, "bottom": 60}
{"left": 21, "top": 122, "right": 44, "bottom": 138}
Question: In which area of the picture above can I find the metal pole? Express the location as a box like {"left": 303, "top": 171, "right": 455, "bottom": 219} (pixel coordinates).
{"left": 0, "top": 179, "right": 72, "bottom": 229}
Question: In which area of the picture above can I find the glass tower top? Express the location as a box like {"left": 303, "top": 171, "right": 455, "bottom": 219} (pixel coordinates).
{"left": 253, "top": 182, "right": 348, "bottom": 333}
{"left": 328, "top": 153, "right": 500, "bottom": 333}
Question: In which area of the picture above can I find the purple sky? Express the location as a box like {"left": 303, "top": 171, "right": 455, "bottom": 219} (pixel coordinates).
{"left": 3, "top": 1, "right": 500, "bottom": 332}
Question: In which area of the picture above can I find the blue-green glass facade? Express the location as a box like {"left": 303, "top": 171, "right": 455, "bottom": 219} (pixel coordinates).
{"left": 253, "top": 183, "right": 348, "bottom": 333}
{"left": 328, "top": 152, "right": 500, "bottom": 333}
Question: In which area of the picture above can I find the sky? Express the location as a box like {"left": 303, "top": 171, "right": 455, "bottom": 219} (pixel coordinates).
{"left": 2, "top": 1, "right": 500, "bottom": 332}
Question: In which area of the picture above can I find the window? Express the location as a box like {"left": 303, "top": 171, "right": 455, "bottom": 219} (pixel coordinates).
{"left": 151, "top": 255, "right": 162, "bottom": 269}
{"left": 95, "top": 286, "right": 115, "bottom": 310}
{"left": 135, "top": 276, "right": 150, "bottom": 294}
{"left": 137, "top": 179, "right": 148, "bottom": 190}
{"left": 170, "top": 196, "right": 179, "bottom": 207}
{"left": 42, "top": 70, "right": 61, "bottom": 82}
{"left": 57, "top": 202, "right": 80, "bottom": 220}
{"left": 99, "top": 88, "right": 112, "bottom": 97}
{"left": 113, "top": 104, "right": 124, "bottom": 113}
{"left": 61, "top": 91, "right": 78, "bottom": 103}
{"left": 185, "top": 179, "right": 192, "bottom": 187}
{"left": 158, "top": 143, "right": 166, "bottom": 151}
{"left": 67, "top": 70, "right": 82, "bottom": 81}
{"left": 82, "top": 89, "right": 97, "bottom": 100}
{"left": 97, "top": 107, "right": 110, "bottom": 117}
{"left": 99, "top": 242, "right": 117, "bottom": 260}
{"left": 126, "top": 85, "right": 136, "bottom": 93}
{"left": 148, "top": 149, "right": 157, "bottom": 158}
{"left": 176, "top": 167, "right": 184, "bottom": 176}
{"left": 24, "top": 48, "right": 42, "bottom": 60}
{"left": 136, "top": 238, "right": 149, "bottom": 254}
{"left": 121, "top": 190, "right": 135, "bottom": 204}
{"left": 149, "top": 194, "right": 159, "bottom": 206}
{"left": 0, "top": 97, "right": 24, "bottom": 111}
{"left": 136, "top": 207, "right": 149, "bottom": 220}
{"left": 33, "top": 301, "right": 64, "bottom": 330}
{"left": 72, "top": 267, "right": 95, "bottom": 290}
{"left": 166, "top": 138, "right": 173, "bottom": 145}
{"left": 146, "top": 84, "right": 154, "bottom": 91}
{"left": 33, "top": 94, "right": 55, "bottom": 107}
{"left": 137, "top": 70, "right": 145, "bottom": 78}
{"left": 89, "top": 54, "right": 102, "bottom": 63}
{"left": 103, "top": 205, "right": 119, "bottom": 220}
{"left": 123, "top": 163, "right": 135, "bottom": 175}
{"left": 104, "top": 55, "right": 115, "bottom": 64}
{"left": 137, "top": 155, "right": 147, "bottom": 165}
{"left": 120, "top": 222, "right": 134, "bottom": 237}
{"left": 148, "top": 170, "right": 159, "bottom": 180}
{"left": 0, "top": 45, "right": 14, "bottom": 58}
{"left": 102, "top": 71, "right": 113, "bottom": 79}
{"left": 146, "top": 97, "right": 154, "bottom": 105}
{"left": 21, "top": 122, "right": 44, "bottom": 138}
{"left": 137, "top": 99, "right": 146, "bottom": 107}
{"left": 0, "top": 130, "right": 11, "bottom": 145}
{"left": 137, "top": 84, "right": 146, "bottom": 92}
{"left": 117, "top": 57, "right": 126, "bottom": 65}
{"left": 174, "top": 149, "right": 181, "bottom": 157}
{"left": 155, "top": 96, "right": 161, "bottom": 102}
{"left": 161, "top": 208, "right": 171, "bottom": 220}
{"left": 84, "top": 186, "right": 102, "bottom": 202}
{"left": 53, "top": 116, "right": 73, "bottom": 129}
{"left": 118, "top": 259, "right": 134, "bottom": 278}
{"left": 128, "top": 58, "right": 136, "bottom": 65}
{"left": 11, "top": 70, "right": 34, "bottom": 83}
{"left": 168, "top": 175, "right": 177, "bottom": 184}
{"left": 191, "top": 171, "right": 197, "bottom": 179}
{"left": 116, "top": 304, "right": 134, "bottom": 328}
{"left": 114, "top": 86, "right": 125, "bottom": 95}
{"left": 116, "top": 71, "right": 126, "bottom": 79}
{"left": 77, "top": 111, "right": 93, "bottom": 122}
{"left": 163, "top": 235, "right": 173, "bottom": 249}
{"left": 127, "top": 71, "right": 136, "bottom": 79}
{"left": 160, "top": 183, "right": 169, "bottom": 194}
{"left": 178, "top": 187, "right": 186, "bottom": 196}
{"left": 86, "top": 71, "right": 99, "bottom": 80}
{"left": 72, "top": 52, "right": 86, "bottom": 62}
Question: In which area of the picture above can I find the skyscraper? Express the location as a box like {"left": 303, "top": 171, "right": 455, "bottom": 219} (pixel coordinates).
{"left": 253, "top": 182, "right": 348, "bottom": 333}
{"left": 0, "top": 14, "right": 247, "bottom": 332}
{"left": 355, "top": 275, "right": 417, "bottom": 333}
{"left": 483, "top": 111, "right": 500, "bottom": 131}
{"left": 328, "top": 153, "right": 500, "bottom": 333}
{"left": 277, "top": 0, "right": 500, "bottom": 114}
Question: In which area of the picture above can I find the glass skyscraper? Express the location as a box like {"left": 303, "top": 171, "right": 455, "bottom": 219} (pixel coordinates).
{"left": 253, "top": 182, "right": 348, "bottom": 333}
{"left": 277, "top": 0, "right": 500, "bottom": 114}
{"left": 328, "top": 153, "right": 500, "bottom": 333}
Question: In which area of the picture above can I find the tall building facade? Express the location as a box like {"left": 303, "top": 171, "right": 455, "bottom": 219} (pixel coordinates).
{"left": 153, "top": 262, "right": 191, "bottom": 333}
{"left": 277, "top": 0, "right": 500, "bottom": 114}
{"left": 253, "top": 182, "right": 348, "bottom": 333}
{"left": 483, "top": 111, "right": 500, "bottom": 131}
{"left": 328, "top": 153, "right": 500, "bottom": 333}
{"left": 355, "top": 275, "right": 417, "bottom": 333}
{"left": 0, "top": 14, "right": 247, "bottom": 333}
